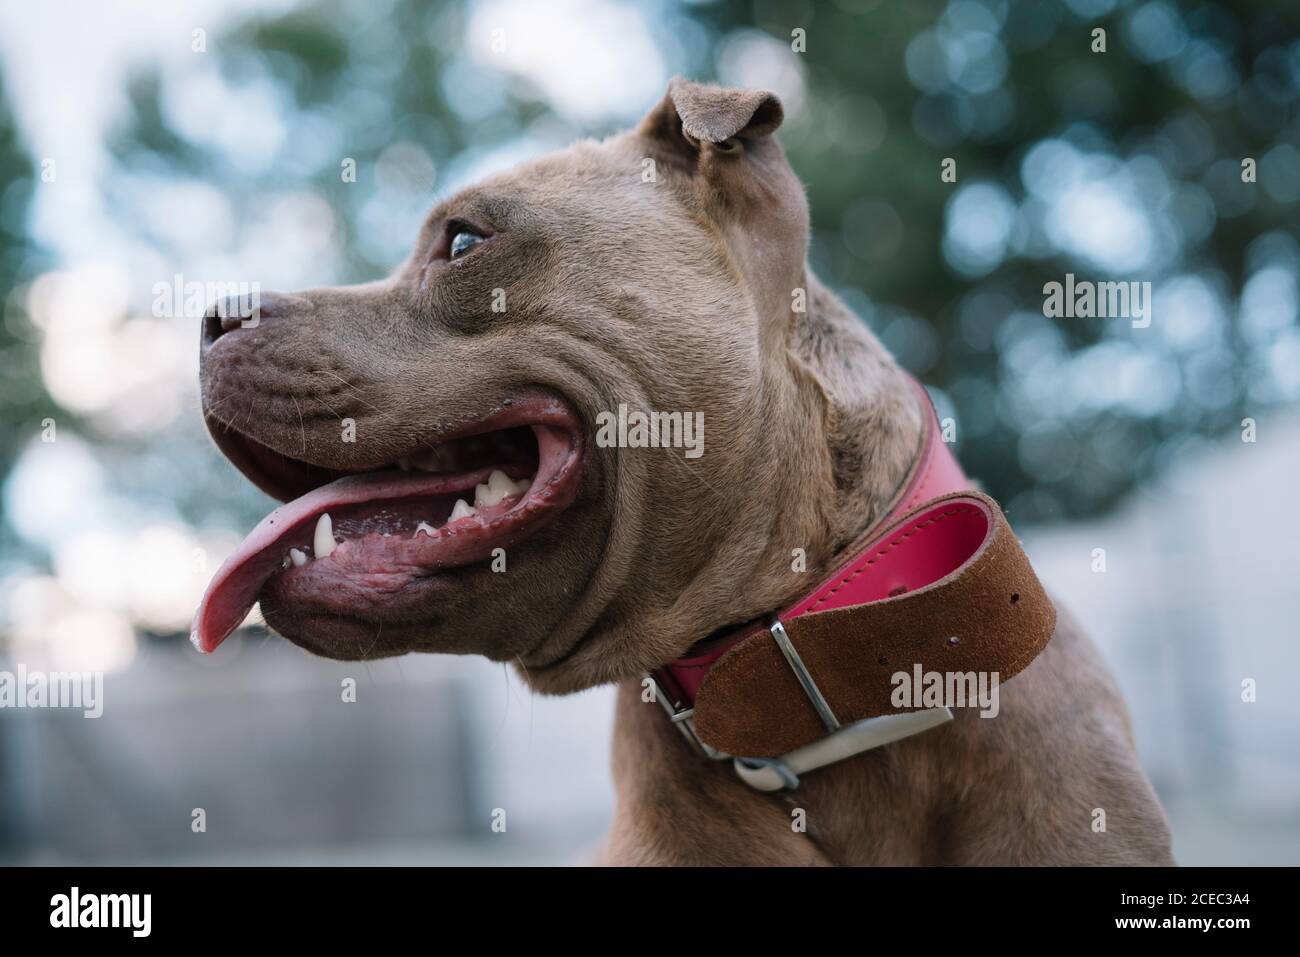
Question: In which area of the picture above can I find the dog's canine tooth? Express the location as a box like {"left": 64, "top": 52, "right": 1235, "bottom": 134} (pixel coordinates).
{"left": 449, "top": 498, "right": 475, "bottom": 521}
{"left": 314, "top": 513, "right": 336, "bottom": 558}
{"left": 413, "top": 521, "right": 437, "bottom": 539}
{"left": 513, "top": 477, "right": 531, "bottom": 494}
{"left": 289, "top": 547, "right": 309, "bottom": 567}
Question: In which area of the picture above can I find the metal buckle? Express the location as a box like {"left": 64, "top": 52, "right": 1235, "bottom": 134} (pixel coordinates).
{"left": 727, "top": 618, "right": 953, "bottom": 791}
{"left": 643, "top": 672, "right": 729, "bottom": 760}
{"left": 768, "top": 618, "right": 841, "bottom": 733}
{"left": 733, "top": 707, "right": 955, "bottom": 791}
{"left": 649, "top": 619, "right": 953, "bottom": 791}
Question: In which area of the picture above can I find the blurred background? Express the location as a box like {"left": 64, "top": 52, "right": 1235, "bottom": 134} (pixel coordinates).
{"left": 0, "top": 0, "right": 1297, "bottom": 864}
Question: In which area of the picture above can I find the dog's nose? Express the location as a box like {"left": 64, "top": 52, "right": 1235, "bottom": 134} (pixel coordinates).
{"left": 201, "top": 291, "right": 290, "bottom": 349}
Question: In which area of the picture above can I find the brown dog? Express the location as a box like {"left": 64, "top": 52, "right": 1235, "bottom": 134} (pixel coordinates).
{"left": 195, "top": 78, "right": 1174, "bottom": 865}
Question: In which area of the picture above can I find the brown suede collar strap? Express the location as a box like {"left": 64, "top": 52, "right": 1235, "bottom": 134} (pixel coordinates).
{"left": 648, "top": 379, "right": 1057, "bottom": 777}
{"left": 690, "top": 491, "right": 1056, "bottom": 757}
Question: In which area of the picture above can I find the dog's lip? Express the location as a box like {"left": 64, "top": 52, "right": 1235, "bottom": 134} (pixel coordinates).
{"left": 191, "top": 395, "right": 585, "bottom": 654}
{"left": 203, "top": 393, "right": 574, "bottom": 504}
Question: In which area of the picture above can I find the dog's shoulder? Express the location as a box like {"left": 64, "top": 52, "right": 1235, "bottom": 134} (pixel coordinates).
{"left": 932, "top": 606, "right": 1176, "bottom": 864}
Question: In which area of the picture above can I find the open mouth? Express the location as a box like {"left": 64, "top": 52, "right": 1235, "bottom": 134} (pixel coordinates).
{"left": 191, "top": 394, "right": 585, "bottom": 653}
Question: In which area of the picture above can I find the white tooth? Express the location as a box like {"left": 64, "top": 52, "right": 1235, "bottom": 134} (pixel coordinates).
{"left": 414, "top": 521, "right": 437, "bottom": 539}
{"left": 314, "top": 513, "right": 336, "bottom": 558}
{"left": 449, "top": 498, "right": 476, "bottom": 521}
{"left": 289, "top": 548, "right": 309, "bottom": 567}
{"left": 488, "top": 468, "right": 515, "bottom": 498}
{"left": 474, "top": 469, "right": 516, "bottom": 508}
{"left": 513, "top": 478, "right": 531, "bottom": 494}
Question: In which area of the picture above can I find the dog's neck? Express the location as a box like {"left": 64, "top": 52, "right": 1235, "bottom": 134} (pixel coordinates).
{"left": 613, "top": 286, "right": 950, "bottom": 860}
{"left": 655, "top": 269, "right": 925, "bottom": 650}
{"left": 523, "top": 269, "right": 923, "bottom": 693}
{"left": 780, "top": 270, "right": 925, "bottom": 564}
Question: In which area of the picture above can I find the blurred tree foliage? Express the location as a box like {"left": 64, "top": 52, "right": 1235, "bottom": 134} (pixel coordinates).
{"left": 0, "top": 73, "right": 52, "bottom": 533}
{"left": 103, "top": 0, "right": 1300, "bottom": 522}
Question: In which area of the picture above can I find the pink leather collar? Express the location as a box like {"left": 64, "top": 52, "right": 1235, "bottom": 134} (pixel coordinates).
{"left": 652, "top": 378, "right": 970, "bottom": 715}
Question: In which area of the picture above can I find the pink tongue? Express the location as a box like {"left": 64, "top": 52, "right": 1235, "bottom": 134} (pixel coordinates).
{"left": 190, "top": 470, "right": 475, "bottom": 654}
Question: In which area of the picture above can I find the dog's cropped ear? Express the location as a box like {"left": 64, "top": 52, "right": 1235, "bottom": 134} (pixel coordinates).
{"left": 638, "top": 77, "right": 785, "bottom": 176}
{"left": 636, "top": 78, "right": 809, "bottom": 346}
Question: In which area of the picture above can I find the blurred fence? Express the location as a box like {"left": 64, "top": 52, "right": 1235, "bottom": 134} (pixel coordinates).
{"left": 1024, "top": 409, "right": 1300, "bottom": 863}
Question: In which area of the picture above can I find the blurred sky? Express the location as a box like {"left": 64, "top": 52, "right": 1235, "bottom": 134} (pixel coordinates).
{"left": 0, "top": 0, "right": 282, "bottom": 264}
{"left": 0, "top": 0, "right": 688, "bottom": 266}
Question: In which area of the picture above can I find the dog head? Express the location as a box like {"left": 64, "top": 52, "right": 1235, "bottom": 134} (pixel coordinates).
{"left": 194, "top": 78, "right": 919, "bottom": 692}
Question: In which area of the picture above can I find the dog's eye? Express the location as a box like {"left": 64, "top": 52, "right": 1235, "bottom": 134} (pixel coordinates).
{"left": 449, "top": 228, "right": 485, "bottom": 259}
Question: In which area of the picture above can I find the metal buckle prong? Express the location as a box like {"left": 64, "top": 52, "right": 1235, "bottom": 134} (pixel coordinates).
{"left": 769, "top": 618, "right": 841, "bottom": 733}
{"left": 644, "top": 672, "right": 728, "bottom": 760}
